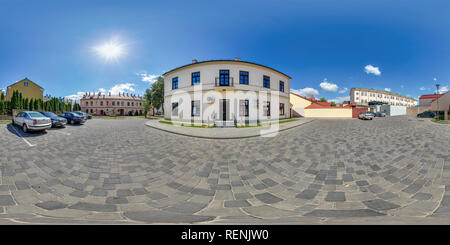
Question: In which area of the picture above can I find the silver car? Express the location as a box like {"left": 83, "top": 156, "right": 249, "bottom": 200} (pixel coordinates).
{"left": 358, "top": 111, "right": 374, "bottom": 120}
{"left": 13, "top": 111, "right": 52, "bottom": 133}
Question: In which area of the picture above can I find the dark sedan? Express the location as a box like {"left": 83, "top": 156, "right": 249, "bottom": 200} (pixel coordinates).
{"left": 40, "top": 111, "right": 67, "bottom": 127}
{"left": 59, "top": 112, "right": 86, "bottom": 124}
{"left": 74, "top": 111, "right": 92, "bottom": 119}
{"left": 417, "top": 111, "right": 435, "bottom": 118}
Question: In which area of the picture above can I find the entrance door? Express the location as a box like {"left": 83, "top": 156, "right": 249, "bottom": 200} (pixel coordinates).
{"left": 220, "top": 99, "right": 229, "bottom": 121}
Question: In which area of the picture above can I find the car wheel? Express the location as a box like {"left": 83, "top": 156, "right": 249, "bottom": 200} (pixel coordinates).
{"left": 22, "top": 124, "right": 28, "bottom": 133}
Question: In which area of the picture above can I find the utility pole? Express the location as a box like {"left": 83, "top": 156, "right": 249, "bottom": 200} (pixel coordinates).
{"left": 436, "top": 84, "right": 440, "bottom": 121}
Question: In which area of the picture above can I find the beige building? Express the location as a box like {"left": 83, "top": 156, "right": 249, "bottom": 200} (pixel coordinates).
{"left": 430, "top": 91, "right": 450, "bottom": 120}
{"left": 350, "top": 88, "right": 417, "bottom": 107}
{"left": 290, "top": 92, "right": 313, "bottom": 117}
{"left": 6, "top": 78, "right": 44, "bottom": 101}
{"left": 80, "top": 92, "right": 144, "bottom": 116}
{"left": 163, "top": 59, "right": 291, "bottom": 126}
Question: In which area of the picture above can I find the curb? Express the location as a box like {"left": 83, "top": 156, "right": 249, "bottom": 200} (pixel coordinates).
{"left": 144, "top": 119, "right": 314, "bottom": 140}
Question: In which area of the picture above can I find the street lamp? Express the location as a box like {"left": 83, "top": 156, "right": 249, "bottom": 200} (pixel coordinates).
{"left": 436, "top": 84, "right": 440, "bottom": 120}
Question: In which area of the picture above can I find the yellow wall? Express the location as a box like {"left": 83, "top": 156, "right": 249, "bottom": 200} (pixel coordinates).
{"left": 290, "top": 93, "right": 312, "bottom": 117}
{"left": 304, "top": 108, "right": 352, "bottom": 118}
{"left": 6, "top": 78, "right": 44, "bottom": 101}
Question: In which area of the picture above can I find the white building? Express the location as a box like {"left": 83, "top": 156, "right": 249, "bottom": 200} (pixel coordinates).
{"left": 163, "top": 59, "right": 291, "bottom": 126}
{"left": 350, "top": 88, "right": 417, "bottom": 107}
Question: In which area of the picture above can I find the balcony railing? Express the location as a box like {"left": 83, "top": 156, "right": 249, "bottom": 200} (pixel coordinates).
{"left": 215, "top": 77, "right": 234, "bottom": 87}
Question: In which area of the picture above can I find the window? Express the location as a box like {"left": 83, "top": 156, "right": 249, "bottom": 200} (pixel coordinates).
{"left": 191, "top": 72, "right": 200, "bottom": 85}
{"left": 127, "top": 102, "right": 130, "bottom": 106}
{"left": 239, "top": 71, "right": 249, "bottom": 85}
{"left": 263, "top": 76, "right": 270, "bottom": 88}
{"left": 280, "top": 103, "right": 285, "bottom": 116}
{"left": 100, "top": 101, "right": 103, "bottom": 106}
{"left": 172, "top": 77, "right": 178, "bottom": 89}
{"left": 85, "top": 102, "right": 88, "bottom": 106}
{"left": 90, "top": 101, "right": 93, "bottom": 106}
{"left": 112, "top": 101, "right": 115, "bottom": 106}
{"left": 191, "top": 100, "right": 200, "bottom": 116}
{"left": 279, "top": 81, "right": 285, "bottom": 92}
{"left": 106, "top": 101, "right": 109, "bottom": 106}
{"left": 239, "top": 100, "right": 249, "bottom": 117}
{"left": 24, "top": 82, "right": 29, "bottom": 86}
{"left": 219, "top": 70, "right": 230, "bottom": 86}
{"left": 117, "top": 101, "right": 120, "bottom": 106}
{"left": 172, "top": 102, "right": 179, "bottom": 116}
{"left": 264, "top": 101, "right": 270, "bottom": 116}
{"left": 121, "top": 101, "right": 124, "bottom": 106}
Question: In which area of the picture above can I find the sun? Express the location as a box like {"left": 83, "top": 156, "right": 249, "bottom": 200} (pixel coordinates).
{"left": 93, "top": 38, "right": 126, "bottom": 62}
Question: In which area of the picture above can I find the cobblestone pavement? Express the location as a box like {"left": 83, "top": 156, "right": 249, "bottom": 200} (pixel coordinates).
{"left": 0, "top": 116, "right": 449, "bottom": 224}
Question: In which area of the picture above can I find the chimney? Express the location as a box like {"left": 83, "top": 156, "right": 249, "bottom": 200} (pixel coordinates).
{"left": 192, "top": 59, "right": 198, "bottom": 63}
{"left": 234, "top": 57, "right": 240, "bottom": 61}
{"left": 109, "top": 92, "right": 111, "bottom": 96}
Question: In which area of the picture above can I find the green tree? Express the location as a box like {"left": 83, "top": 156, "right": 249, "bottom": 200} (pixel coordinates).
{"left": 319, "top": 97, "right": 328, "bottom": 102}
{"left": 143, "top": 88, "right": 152, "bottom": 117}
{"left": 330, "top": 102, "right": 336, "bottom": 107}
{"left": 150, "top": 76, "right": 164, "bottom": 115}
{"left": 0, "top": 91, "right": 4, "bottom": 101}
{"left": 29, "top": 98, "right": 34, "bottom": 111}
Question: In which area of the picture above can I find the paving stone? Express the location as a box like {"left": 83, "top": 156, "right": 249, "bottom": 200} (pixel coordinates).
{"left": 164, "top": 202, "right": 208, "bottom": 214}
{"left": 412, "top": 193, "right": 432, "bottom": 201}
{"left": 123, "top": 211, "right": 215, "bottom": 223}
{"left": 69, "top": 202, "right": 117, "bottom": 212}
{"left": 224, "top": 200, "right": 251, "bottom": 208}
{"left": 132, "top": 188, "right": 149, "bottom": 195}
{"left": 234, "top": 193, "right": 253, "bottom": 200}
{"left": 15, "top": 181, "right": 30, "bottom": 190}
{"left": 363, "top": 199, "right": 401, "bottom": 211}
{"left": 147, "top": 192, "right": 168, "bottom": 200}
{"left": 325, "top": 192, "right": 346, "bottom": 202}
{"left": 106, "top": 197, "right": 128, "bottom": 204}
{"left": 304, "top": 209, "right": 386, "bottom": 217}
{"left": 0, "top": 195, "right": 16, "bottom": 206}
{"left": 117, "top": 189, "right": 134, "bottom": 197}
{"left": 69, "top": 190, "right": 88, "bottom": 198}
{"left": 254, "top": 192, "right": 283, "bottom": 204}
{"left": 35, "top": 201, "right": 68, "bottom": 210}
{"left": 191, "top": 188, "right": 215, "bottom": 196}
{"left": 296, "top": 189, "right": 319, "bottom": 200}
{"left": 356, "top": 180, "right": 369, "bottom": 187}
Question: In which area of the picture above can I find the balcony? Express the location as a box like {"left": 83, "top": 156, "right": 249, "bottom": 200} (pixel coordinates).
{"left": 215, "top": 77, "right": 234, "bottom": 89}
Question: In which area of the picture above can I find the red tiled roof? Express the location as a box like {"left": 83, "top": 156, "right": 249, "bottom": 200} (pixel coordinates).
{"left": 317, "top": 102, "right": 332, "bottom": 106}
{"left": 305, "top": 103, "right": 351, "bottom": 109}
{"left": 419, "top": 94, "right": 443, "bottom": 99}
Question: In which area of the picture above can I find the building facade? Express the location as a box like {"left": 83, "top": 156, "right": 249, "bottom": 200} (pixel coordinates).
{"left": 80, "top": 92, "right": 144, "bottom": 116}
{"left": 430, "top": 91, "right": 450, "bottom": 120}
{"left": 163, "top": 59, "right": 291, "bottom": 125}
{"left": 419, "top": 94, "right": 443, "bottom": 107}
{"left": 290, "top": 93, "right": 313, "bottom": 117}
{"left": 350, "top": 88, "right": 417, "bottom": 107}
{"left": 6, "top": 78, "right": 44, "bottom": 101}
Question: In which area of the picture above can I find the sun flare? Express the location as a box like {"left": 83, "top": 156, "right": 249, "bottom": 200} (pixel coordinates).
{"left": 93, "top": 39, "right": 126, "bottom": 61}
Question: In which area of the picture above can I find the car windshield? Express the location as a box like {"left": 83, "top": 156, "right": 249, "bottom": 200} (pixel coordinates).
{"left": 43, "top": 112, "right": 57, "bottom": 117}
{"left": 27, "top": 112, "right": 44, "bottom": 117}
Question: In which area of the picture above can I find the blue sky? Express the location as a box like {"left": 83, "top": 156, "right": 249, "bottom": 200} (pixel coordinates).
{"left": 0, "top": 0, "right": 449, "bottom": 103}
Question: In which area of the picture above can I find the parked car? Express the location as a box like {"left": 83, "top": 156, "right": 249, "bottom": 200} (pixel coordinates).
{"left": 40, "top": 111, "right": 67, "bottom": 128}
{"left": 13, "top": 111, "right": 52, "bottom": 132}
{"left": 376, "top": 112, "right": 386, "bottom": 117}
{"left": 74, "top": 111, "right": 92, "bottom": 119}
{"left": 358, "top": 111, "right": 374, "bottom": 120}
{"left": 417, "top": 111, "right": 435, "bottom": 118}
{"left": 367, "top": 112, "right": 376, "bottom": 117}
{"left": 59, "top": 112, "right": 86, "bottom": 124}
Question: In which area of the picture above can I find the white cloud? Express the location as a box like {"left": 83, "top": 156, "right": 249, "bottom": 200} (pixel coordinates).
{"left": 291, "top": 87, "right": 319, "bottom": 98}
{"left": 338, "top": 87, "right": 348, "bottom": 94}
{"left": 64, "top": 83, "right": 137, "bottom": 102}
{"left": 109, "top": 83, "right": 136, "bottom": 95}
{"left": 320, "top": 80, "right": 339, "bottom": 92}
{"left": 364, "top": 65, "right": 381, "bottom": 76}
{"left": 137, "top": 72, "right": 159, "bottom": 84}
{"left": 329, "top": 96, "right": 350, "bottom": 104}
{"left": 439, "top": 85, "right": 448, "bottom": 94}
{"left": 64, "top": 92, "right": 86, "bottom": 102}
{"left": 434, "top": 77, "right": 437, "bottom": 81}
{"left": 384, "top": 88, "right": 391, "bottom": 92}
{"left": 419, "top": 87, "right": 426, "bottom": 91}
